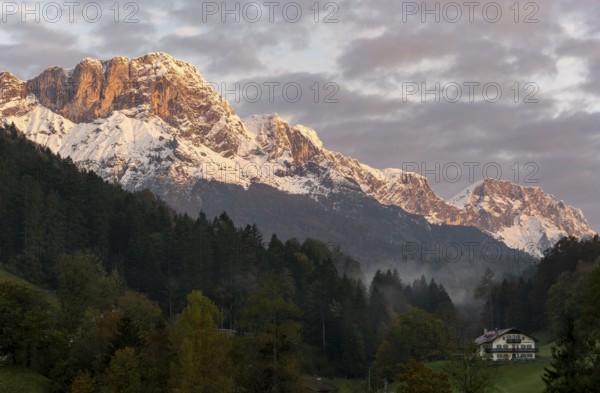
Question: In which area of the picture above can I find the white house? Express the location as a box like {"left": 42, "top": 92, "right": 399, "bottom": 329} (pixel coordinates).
{"left": 474, "top": 328, "right": 538, "bottom": 361}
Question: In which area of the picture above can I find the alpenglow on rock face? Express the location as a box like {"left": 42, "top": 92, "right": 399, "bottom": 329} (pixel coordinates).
{"left": 444, "top": 179, "right": 594, "bottom": 255}
{"left": 0, "top": 53, "right": 595, "bottom": 256}
{"left": 24, "top": 53, "right": 247, "bottom": 157}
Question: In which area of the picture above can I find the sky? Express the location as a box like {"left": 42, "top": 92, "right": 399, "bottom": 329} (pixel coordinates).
{"left": 0, "top": 0, "right": 599, "bottom": 231}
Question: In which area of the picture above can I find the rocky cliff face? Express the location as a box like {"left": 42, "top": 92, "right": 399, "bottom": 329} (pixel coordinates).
{"left": 0, "top": 72, "right": 32, "bottom": 117}
{"left": 445, "top": 179, "right": 594, "bottom": 253}
{"left": 244, "top": 114, "right": 324, "bottom": 165}
{"left": 0, "top": 53, "right": 595, "bottom": 256}
{"left": 367, "top": 175, "right": 595, "bottom": 255}
{"left": 449, "top": 179, "right": 587, "bottom": 233}
{"left": 25, "top": 53, "right": 248, "bottom": 157}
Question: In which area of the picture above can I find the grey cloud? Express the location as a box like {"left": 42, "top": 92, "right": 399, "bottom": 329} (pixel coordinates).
{"left": 167, "top": 0, "right": 314, "bottom": 47}
{"left": 158, "top": 33, "right": 265, "bottom": 75}
{"left": 338, "top": 12, "right": 560, "bottom": 83}
{"left": 91, "top": 15, "right": 158, "bottom": 56}
{"left": 230, "top": 72, "right": 405, "bottom": 125}
{"left": 0, "top": 22, "right": 89, "bottom": 77}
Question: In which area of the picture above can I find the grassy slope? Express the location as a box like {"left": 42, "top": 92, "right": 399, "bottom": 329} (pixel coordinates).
{"left": 0, "top": 267, "right": 57, "bottom": 393}
{"left": 492, "top": 335, "right": 554, "bottom": 393}
{"left": 492, "top": 360, "right": 548, "bottom": 393}
{"left": 0, "top": 265, "right": 58, "bottom": 306}
{"left": 0, "top": 267, "right": 21, "bottom": 281}
{"left": 0, "top": 366, "right": 50, "bottom": 393}
{"left": 425, "top": 356, "right": 551, "bottom": 393}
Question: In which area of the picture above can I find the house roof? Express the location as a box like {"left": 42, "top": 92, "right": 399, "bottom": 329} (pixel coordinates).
{"left": 474, "top": 328, "right": 539, "bottom": 345}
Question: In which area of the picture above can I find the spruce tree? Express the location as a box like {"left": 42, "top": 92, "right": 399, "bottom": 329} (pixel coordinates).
{"left": 542, "top": 316, "right": 597, "bottom": 393}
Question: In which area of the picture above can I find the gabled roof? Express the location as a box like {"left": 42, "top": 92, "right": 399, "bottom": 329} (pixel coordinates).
{"left": 474, "top": 328, "right": 539, "bottom": 345}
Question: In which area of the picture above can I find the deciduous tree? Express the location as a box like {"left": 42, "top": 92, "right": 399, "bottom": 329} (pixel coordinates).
{"left": 170, "top": 291, "right": 233, "bottom": 393}
{"left": 0, "top": 279, "right": 52, "bottom": 366}
{"left": 397, "top": 360, "right": 451, "bottom": 393}
{"left": 444, "top": 344, "right": 497, "bottom": 393}
{"left": 102, "top": 347, "right": 142, "bottom": 393}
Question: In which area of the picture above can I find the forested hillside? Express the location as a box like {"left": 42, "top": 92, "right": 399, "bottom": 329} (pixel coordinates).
{"left": 0, "top": 124, "right": 461, "bottom": 392}
{"left": 2, "top": 123, "right": 599, "bottom": 392}
{"left": 474, "top": 235, "right": 600, "bottom": 333}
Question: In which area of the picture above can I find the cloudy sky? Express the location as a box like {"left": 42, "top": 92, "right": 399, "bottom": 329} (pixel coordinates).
{"left": 1, "top": 0, "right": 599, "bottom": 231}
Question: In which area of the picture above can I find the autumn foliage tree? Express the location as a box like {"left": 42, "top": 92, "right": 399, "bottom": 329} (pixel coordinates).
{"left": 70, "top": 370, "right": 96, "bottom": 393}
{"left": 396, "top": 359, "right": 451, "bottom": 393}
{"left": 102, "top": 347, "right": 142, "bottom": 393}
{"left": 170, "top": 291, "right": 233, "bottom": 393}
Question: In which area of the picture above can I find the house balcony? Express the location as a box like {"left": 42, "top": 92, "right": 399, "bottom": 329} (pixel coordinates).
{"left": 506, "top": 338, "right": 522, "bottom": 344}
{"left": 484, "top": 347, "right": 538, "bottom": 353}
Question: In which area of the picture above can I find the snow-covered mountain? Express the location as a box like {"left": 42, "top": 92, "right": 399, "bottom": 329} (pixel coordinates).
{"left": 0, "top": 53, "right": 595, "bottom": 257}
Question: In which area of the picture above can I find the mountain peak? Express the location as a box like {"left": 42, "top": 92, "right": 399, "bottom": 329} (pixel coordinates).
{"left": 130, "top": 52, "right": 209, "bottom": 83}
{"left": 79, "top": 57, "right": 103, "bottom": 65}
{"left": 444, "top": 177, "right": 596, "bottom": 254}
{"left": 25, "top": 52, "right": 215, "bottom": 122}
{"left": 0, "top": 71, "right": 29, "bottom": 117}
{"left": 480, "top": 177, "right": 542, "bottom": 191}
{"left": 137, "top": 51, "right": 176, "bottom": 61}
{"left": 23, "top": 52, "right": 247, "bottom": 156}
{"left": 473, "top": 178, "right": 555, "bottom": 205}
{"left": 0, "top": 71, "right": 19, "bottom": 82}
{"left": 448, "top": 179, "right": 485, "bottom": 208}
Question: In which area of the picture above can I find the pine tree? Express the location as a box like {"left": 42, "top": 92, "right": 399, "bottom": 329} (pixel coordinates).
{"left": 238, "top": 273, "right": 302, "bottom": 393}
{"left": 543, "top": 316, "right": 599, "bottom": 393}
{"left": 109, "top": 316, "right": 143, "bottom": 354}
{"left": 474, "top": 268, "right": 496, "bottom": 328}
{"left": 368, "top": 286, "right": 389, "bottom": 339}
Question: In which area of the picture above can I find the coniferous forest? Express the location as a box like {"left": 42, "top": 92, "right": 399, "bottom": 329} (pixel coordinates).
{"left": 1, "top": 123, "right": 600, "bottom": 392}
